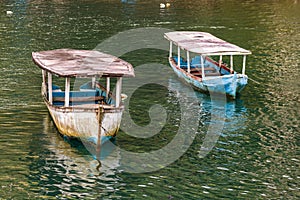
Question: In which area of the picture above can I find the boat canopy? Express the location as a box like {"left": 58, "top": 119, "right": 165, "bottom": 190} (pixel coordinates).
{"left": 32, "top": 49, "right": 135, "bottom": 78}
{"left": 164, "top": 31, "right": 251, "bottom": 56}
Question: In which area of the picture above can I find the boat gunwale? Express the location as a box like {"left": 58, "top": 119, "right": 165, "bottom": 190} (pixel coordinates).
{"left": 169, "top": 57, "right": 202, "bottom": 81}
{"left": 169, "top": 57, "right": 238, "bottom": 82}
{"left": 43, "top": 96, "right": 124, "bottom": 113}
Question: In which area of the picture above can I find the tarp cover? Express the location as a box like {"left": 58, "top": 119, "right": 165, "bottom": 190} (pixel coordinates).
{"left": 32, "top": 49, "right": 135, "bottom": 77}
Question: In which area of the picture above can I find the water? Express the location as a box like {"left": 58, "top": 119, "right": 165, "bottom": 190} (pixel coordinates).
{"left": 0, "top": 0, "right": 299, "bottom": 199}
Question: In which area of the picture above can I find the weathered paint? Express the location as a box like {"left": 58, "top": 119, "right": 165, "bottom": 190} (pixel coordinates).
{"left": 164, "top": 31, "right": 251, "bottom": 56}
{"left": 169, "top": 58, "right": 248, "bottom": 98}
{"left": 32, "top": 49, "right": 135, "bottom": 146}
{"left": 46, "top": 101, "right": 123, "bottom": 141}
{"left": 32, "top": 49, "right": 135, "bottom": 78}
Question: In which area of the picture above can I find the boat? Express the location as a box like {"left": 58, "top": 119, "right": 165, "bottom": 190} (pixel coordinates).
{"left": 164, "top": 31, "right": 251, "bottom": 99}
{"left": 32, "top": 49, "right": 135, "bottom": 147}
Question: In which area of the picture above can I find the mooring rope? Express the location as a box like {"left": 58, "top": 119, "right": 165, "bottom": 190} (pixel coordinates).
{"left": 96, "top": 103, "right": 105, "bottom": 171}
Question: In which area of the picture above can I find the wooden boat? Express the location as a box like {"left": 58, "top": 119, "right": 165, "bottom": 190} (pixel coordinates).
{"left": 164, "top": 31, "right": 251, "bottom": 99}
{"left": 32, "top": 49, "right": 135, "bottom": 145}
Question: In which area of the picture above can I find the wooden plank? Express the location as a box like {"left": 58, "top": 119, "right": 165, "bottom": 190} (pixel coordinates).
{"left": 191, "top": 71, "right": 220, "bottom": 77}
{"left": 188, "top": 67, "right": 216, "bottom": 72}
{"left": 53, "top": 96, "right": 104, "bottom": 102}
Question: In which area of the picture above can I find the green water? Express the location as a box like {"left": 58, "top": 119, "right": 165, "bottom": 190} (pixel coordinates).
{"left": 0, "top": 0, "right": 299, "bottom": 199}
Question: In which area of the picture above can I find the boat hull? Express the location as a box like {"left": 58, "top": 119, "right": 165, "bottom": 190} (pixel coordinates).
{"left": 169, "top": 58, "right": 247, "bottom": 98}
{"left": 45, "top": 99, "right": 123, "bottom": 144}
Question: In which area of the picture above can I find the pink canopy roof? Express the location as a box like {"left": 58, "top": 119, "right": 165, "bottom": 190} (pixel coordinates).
{"left": 164, "top": 31, "right": 251, "bottom": 56}
{"left": 32, "top": 49, "right": 135, "bottom": 77}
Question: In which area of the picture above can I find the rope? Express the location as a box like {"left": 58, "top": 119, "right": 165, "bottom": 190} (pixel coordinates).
{"left": 248, "top": 77, "right": 261, "bottom": 85}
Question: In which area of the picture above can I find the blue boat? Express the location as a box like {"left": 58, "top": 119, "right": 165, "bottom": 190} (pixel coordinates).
{"left": 164, "top": 31, "right": 251, "bottom": 99}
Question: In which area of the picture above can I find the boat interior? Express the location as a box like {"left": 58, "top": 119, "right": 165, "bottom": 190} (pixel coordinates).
{"left": 48, "top": 81, "right": 115, "bottom": 107}
{"left": 171, "top": 55, "right": 232, "bottom": 77}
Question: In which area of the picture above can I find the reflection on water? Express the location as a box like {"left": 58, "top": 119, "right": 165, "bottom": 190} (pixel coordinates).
{"left": 27, "top": 78, "right": 250, "bottom": 199}
{"left": 42, "top": 115, "right": 120, "bottom": 176}
{"left": 29, "top": 114, "right": 121, "bottom": 198}
{"left": 121, "top": 0, "right": 136, "bottom": 4}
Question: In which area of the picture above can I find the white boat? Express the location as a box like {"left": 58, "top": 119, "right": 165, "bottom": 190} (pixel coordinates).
{"left": 164, "top": 31, "right": 251, "bottom": 99}
{"left": 32, "top": 49, "right": 135, "bottom": 146}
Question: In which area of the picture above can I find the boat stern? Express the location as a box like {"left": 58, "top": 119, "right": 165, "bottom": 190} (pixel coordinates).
{"left": 203, "top": 73, "right": 247, "bottom": 99}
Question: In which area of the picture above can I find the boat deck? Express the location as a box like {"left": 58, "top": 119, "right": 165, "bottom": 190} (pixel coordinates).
{"left": 170, "top": 57, "right": 221, "bottom": 77}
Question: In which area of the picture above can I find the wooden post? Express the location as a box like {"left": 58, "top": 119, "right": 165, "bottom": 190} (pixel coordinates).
{"left": 187, "top": 51, "right": 190, "bottom": 73}
{"left": 169, "top": 41, "right": 172, "bottom": 58}
{"left": 115, "top": 77, "right": 122, "bottom": 107}
{"left": 96, "top": 105, "right": 104, "bottom": 162}
{"left": 242, "top": 55, "right": 246, "bottom": 75}
{"left": 219, "top": 55, "right": 223, "bottom": 75}
{"left": 65, "top": 77, "right": 70, "bottom": 107}
{"left": 42, "top": 70, "right": 47, "bottom": 94}
{"left": 42, "top": 70, "right": 46, "bottom": 85}
{"left": 92, "top": 77, "right": 96, "bottom": 88}
{"left": 47, "top": 72, "right": 53, "bottom": 104}
{"left": 106, "top": 77, "right": 110, "bottom": 99}
{"left": 219, "top": 55, "right": 223, "bottom": 67}
{"left": 230, "top": 55, "right": 233, "bottom": 73}
{"left": 201, "top": 56, "right": 205, "bottom": 78}
{"left": 177, "top": 46, "right": 181, "bottom": 68}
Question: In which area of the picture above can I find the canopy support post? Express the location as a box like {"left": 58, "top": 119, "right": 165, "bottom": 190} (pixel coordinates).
{"left": 219, "top": 55, "right": 223, "bottom": 67}
{"left": 242, "top": 55, "right": 246, "bottom": 75}
{"left": 47, "top": 72, "right": 53, "bottom": 104}
{"left": 230, "top": 55, "right": 233, "bottom": 73}
{"left": 187, "top": 51, "right": 190, "bottom": 73}
{"left": 201, "top": 56, "right": 205, "bottom": 78}
{"left": 106, "top": 77, "right": 110, "bottom": 99}
{"left": 116, "top": 77, "right": 122, "bottom": 107}
{"left": 169, "top": 42, "right": 172, "bottom": 58}
{"left": 92, "top": 77, "right": 96, "bottom": 88}
{"left": 177, "top": 46, "right": 181, "bottom": 68}
{"left": 219, "top": 55, "right": 223, "bottom": 75}
{"left": 42, "top": 70, "right": 47, "bottom": 94}
{"left": 65, "top": 77, "right": 70, "bottom": 107}
{"left": 42, "top": 70, "right": 46, "bottom": 85}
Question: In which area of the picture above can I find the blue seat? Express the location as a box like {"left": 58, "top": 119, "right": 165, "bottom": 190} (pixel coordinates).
{"left": 52, "top": 91, "right": 99, "bottom": 98}
{"left": 52, "top": 84, "right": 61, "bottom": 91}
{"left": 173, "top": 56, "right": 188, "bottom": 68}
{"left": 191, "top": 56, "right": 201, "bottom": 67}
{"left": 51, "top": 90, "right": 102, "bottom": 106}
{"left": 80, "top": 81, "right": 106, "bottom": 96}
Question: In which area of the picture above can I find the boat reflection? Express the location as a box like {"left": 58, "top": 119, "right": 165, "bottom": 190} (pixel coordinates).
{"left": 168, "top": 77, "right": 247, "bottom": 157}
{"left": 121, "top": 0, "right": 136, "bottom": 4}
{"left": 42, "top": 114, "right": 120, "bottom": 177}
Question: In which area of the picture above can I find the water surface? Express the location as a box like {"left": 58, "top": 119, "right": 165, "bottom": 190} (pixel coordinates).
{"left": 0, "top": 0, "right": 299, "bottom": 199}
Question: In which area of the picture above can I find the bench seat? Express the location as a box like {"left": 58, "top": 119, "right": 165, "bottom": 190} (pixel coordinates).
{"left": 51, "top": 90, "right": 104, "bottom": 106}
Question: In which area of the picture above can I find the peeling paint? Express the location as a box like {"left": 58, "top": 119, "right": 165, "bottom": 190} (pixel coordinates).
{"left": 46, "top": 99, "right": 124, "bottom": 142}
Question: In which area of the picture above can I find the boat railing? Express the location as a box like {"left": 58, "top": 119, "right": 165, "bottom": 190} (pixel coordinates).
{"left": 46, "top": 83, "right": 115, "bottom": 107}
{"left": 171, "top": 56, "right": 233, "bottom": 77}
